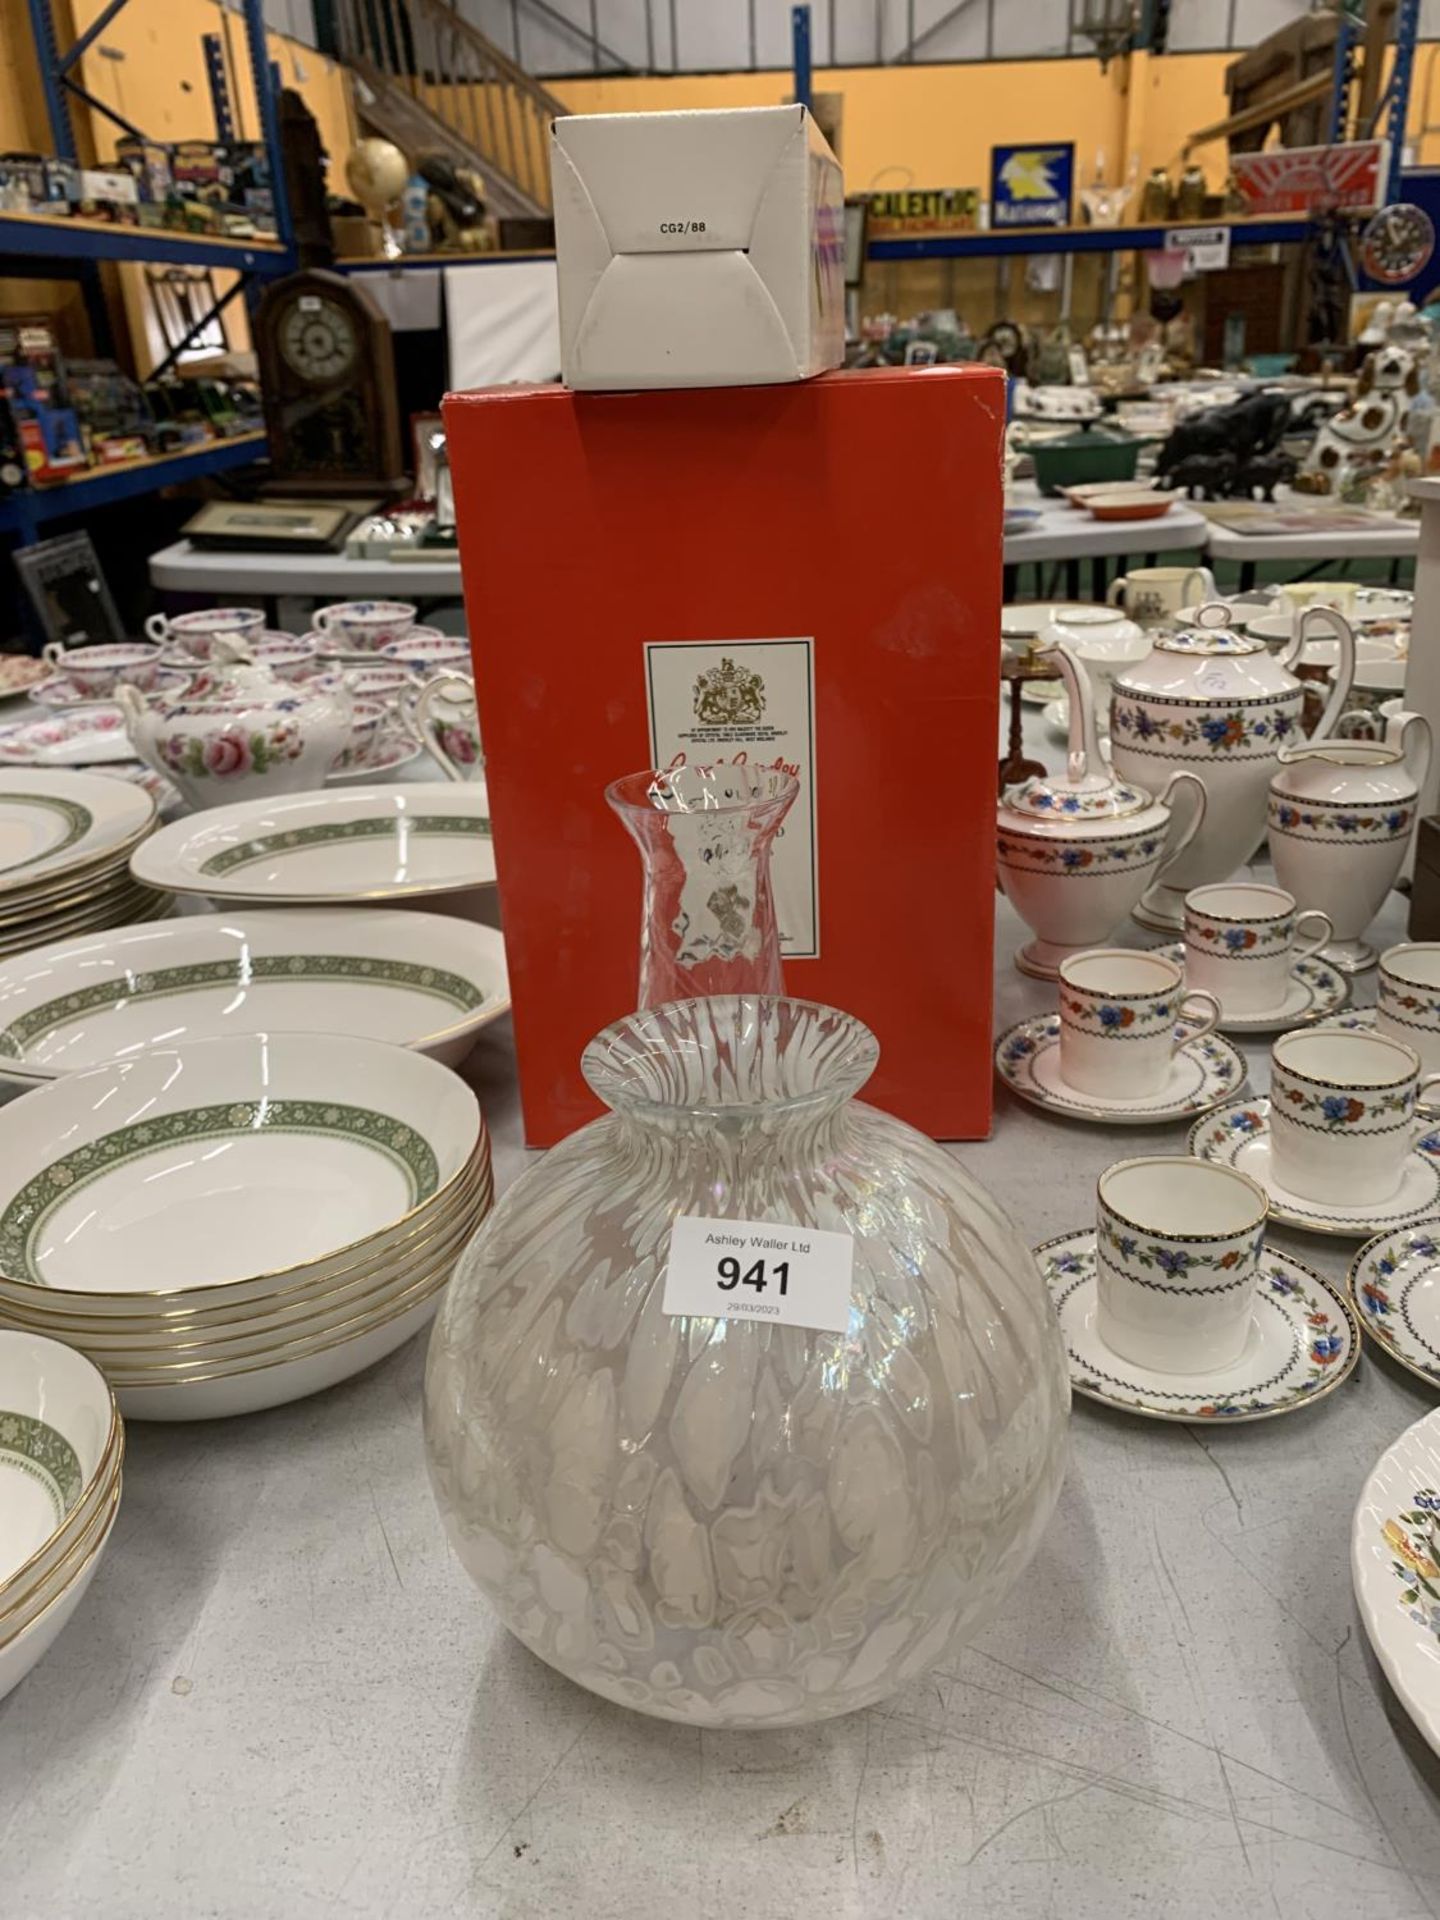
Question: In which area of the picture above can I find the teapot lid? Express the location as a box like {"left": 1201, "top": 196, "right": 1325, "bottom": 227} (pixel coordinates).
{"left": 1156, "top": 601, "right": 1265, "bottom": 658}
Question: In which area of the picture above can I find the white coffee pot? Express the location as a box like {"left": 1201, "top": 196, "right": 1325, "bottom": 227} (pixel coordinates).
{"left": 1268, "top": 708, "right": 1432, "bottom": 973}
{"left": 1109, "top": 601, "right": 1356, "bottom": 930}
{"left": 997, "top": 641, "right": 1206, "bottom": 978}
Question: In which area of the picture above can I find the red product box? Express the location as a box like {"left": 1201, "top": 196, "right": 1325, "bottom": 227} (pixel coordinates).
{"left": 444, "top": 364, "right": 1003, "bottom": 1145}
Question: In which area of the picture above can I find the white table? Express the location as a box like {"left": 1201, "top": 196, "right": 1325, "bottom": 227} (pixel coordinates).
{"left": 5, "top": 703, "right": 1440, "bottom": 1916}
{"left": 1003, "top": 484, "right": 1210, "bottom": 605}
{"left": 148, "top": 540, "right": 465, "bottom": 604}
{"left": 148, "top": 491, "right": 1208, "bottom": 624}
{"left": 1202, "top": 490, "right": 1419, "bottom": 590}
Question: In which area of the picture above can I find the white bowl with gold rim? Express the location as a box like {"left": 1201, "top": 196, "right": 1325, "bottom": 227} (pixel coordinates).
{"left": 129, "top": 783, "right": 495, "bottom": 906}
{"left": 0, "top": 770, "right": 154, "bottom": 900}
{"left": 0, "top": 1147, "right": 490, "bottom": 1340}
{"left": 0, "top": 1328, "right": 122, "bottom": 1699}
{"left": 0, "top": 1329, "right": 118, "bottom": 1602}
{"left": 0, "top": 1032, "right": 482, "bottom": 1302}
{"left": 0, "top": 1473, "right": 121, "bottom": 1699}
{"left": 0, "top": 908, "right": 510, "bottom": 1082}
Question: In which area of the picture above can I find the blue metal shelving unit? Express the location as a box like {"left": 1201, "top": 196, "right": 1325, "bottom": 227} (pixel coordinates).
{"left": 2, "top": 0, "right": 295, "bottom": 548}
{"left": 0, "top": 434, "right": 268, "bottom": 543}
{"left": 0, "top": 211, "right": 291, "bottom": 276}
{"left": 868, "top": 216, "right": 1312, "bottom": 262}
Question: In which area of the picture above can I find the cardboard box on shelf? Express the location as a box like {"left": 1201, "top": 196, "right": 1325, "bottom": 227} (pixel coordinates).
{"left": 550, "top": 105, "right": 845, "bottom": 391}
{"left": 445, "top": 364, "right": 1005, "bottom": 1146}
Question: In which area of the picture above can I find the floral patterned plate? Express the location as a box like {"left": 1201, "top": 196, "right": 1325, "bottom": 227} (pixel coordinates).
{"left": 1036, "top": 1229, "right": 1357, "bottom": 1423}
{"left": 1347, "top": 1218, "right": 1440, "bottom": 1388}
{"left": 995, "top": 1012, "right": 1246, "bottom": 1125}
{"left": 1154, "top": 941, "right": 1349, "bottom": 1033}
{"left": 1189, "top": 1096, "right": 1440, "bottom": 1237}
{"left": 0, "top": 707, "right": 135, "bottom": 768}
{"left": 1351, "top": 1404, "right": 1440, "bottom": 1758}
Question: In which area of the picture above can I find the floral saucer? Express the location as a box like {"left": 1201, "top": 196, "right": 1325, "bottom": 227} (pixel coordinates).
{"left": 1036, "top": 1229, "right": 1358, "bottom": 1422}
{"left": 995, "top": 1013, "right": 1245, "bottom": 1125}
{"left": 1348, "top": 1219, "right": 1440, "bottom": 1388}
{"left": 1352, "top": 1405, "right": 1440, "bottom": 1758}
{"left": 326, "top": 734, "right": 423, "bottom": 783}
{"left": 29, "top": 670, "right": 191, "bottom": 712}
{"left": 1316, "top": 1007, "right": 1377, "bottom": 1035}
{"left": 28, "top": 676, "right": 107, "bottom": 711}
{"left": 1189, "top": 1096, "right": 1440, "bottom": 1237}
{"left": 1154, "top": 941, "right": 1349, "bottom": 1032}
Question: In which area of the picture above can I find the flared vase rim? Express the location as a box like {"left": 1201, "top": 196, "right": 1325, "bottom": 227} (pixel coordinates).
{"left": 580, "top": 994, "right": 880, "bottom": 1121}
{"left": 604, "top": 765, "right": 802, "bottom": 819}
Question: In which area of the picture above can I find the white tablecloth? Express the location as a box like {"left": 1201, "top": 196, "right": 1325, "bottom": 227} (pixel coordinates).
{"left": 4, "top": 699, "right": 1439, "bottom": 1917}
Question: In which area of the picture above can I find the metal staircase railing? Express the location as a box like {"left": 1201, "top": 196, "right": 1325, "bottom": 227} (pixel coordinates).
{"left": 333, "top": 0, "right": 567, "bottom": 217}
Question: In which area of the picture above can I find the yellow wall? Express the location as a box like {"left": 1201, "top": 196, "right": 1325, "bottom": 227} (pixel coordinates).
{"left": 556, "top": 52, "right": 1238, "bottom": 197}
{"left": 558, "top": 46, "right": 1440, "bottom": 194}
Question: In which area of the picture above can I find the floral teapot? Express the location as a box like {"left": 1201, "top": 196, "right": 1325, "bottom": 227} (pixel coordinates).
{"left": 117, "top": 639, "right": 352, "bottom": 813}
{"left": 997, "top": 641, "right": 1206, "bottom": 978}
{"left": 1109, "top": 600, "right": 1356, "bottom": 930}
{"left": 1269, "top": 708, "right": 1432, "bottom": 974}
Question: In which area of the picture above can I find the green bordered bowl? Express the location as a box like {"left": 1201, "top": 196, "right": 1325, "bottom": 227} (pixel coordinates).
{"left": 0, "top": 1327, "right": 120, "bottom": 1620}
{"left": 0, "top": 1031, "right": 482, "bottom": 1312}
{"left": 128, "top": 782, "right": 495, "bottom": 905}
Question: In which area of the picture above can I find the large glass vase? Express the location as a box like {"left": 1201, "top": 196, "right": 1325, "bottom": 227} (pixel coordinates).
{"left": 424, "top": 994, "right": 1069, "bottom": 1728}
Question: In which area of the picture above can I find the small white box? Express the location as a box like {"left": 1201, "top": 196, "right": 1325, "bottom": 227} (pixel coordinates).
{"left": 550, "top": 105, "right": 845, "bottom": 392}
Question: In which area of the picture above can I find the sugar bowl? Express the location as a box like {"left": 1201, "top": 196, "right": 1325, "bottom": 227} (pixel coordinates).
{"left": 998, "top": 643, "right": 1207, "bottom": 979}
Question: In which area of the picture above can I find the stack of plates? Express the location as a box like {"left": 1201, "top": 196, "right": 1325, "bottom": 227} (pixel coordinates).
{"left": 0, "top": 1032, "right": 490, "bottom": 1420}
{"left": 0, "top": 1329, "right": 121, "bottom": 1700}
{"left": 0, "top": 771, "right": 168, "bottom": 955}
{"left": 129, "top": 782, "right": 495, "bottom": 908}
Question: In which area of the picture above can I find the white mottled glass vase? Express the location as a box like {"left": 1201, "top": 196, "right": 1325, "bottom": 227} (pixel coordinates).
{"left": 423, "top": 995, "right": 1070, "bottom": 1728}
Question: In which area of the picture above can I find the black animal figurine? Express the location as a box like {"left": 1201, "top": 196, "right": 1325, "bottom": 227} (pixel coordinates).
{"left": 1166, "top": 450, "right": 1238, "bottom": 499}
{"left": 1155, "top": 390, "right": 1293, "bottom": 492}
{"left": 1234, "top": 450, "right": 1297, "bottom": 500}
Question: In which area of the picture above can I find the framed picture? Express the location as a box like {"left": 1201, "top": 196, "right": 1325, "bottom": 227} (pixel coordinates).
{"left": 13, "top": 531, "right": 125, "bottom": 647}
{"left": 180, "top": 499, "right": 358, "bottom": 552}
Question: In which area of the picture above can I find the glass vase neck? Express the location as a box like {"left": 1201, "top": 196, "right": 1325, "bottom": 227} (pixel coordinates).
{"left": 606, "top": 764, "right": 798, "bottom": 1011}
